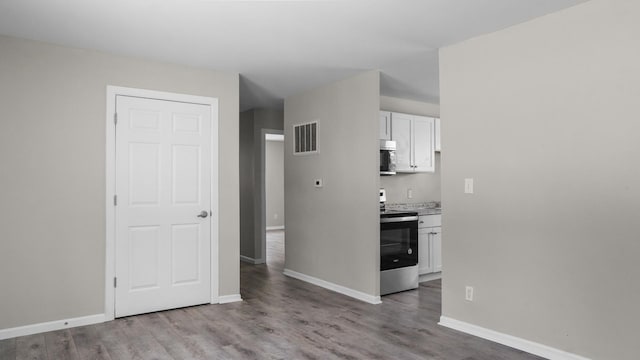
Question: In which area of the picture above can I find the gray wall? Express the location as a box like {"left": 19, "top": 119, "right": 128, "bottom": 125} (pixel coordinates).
{"left": 379, "top": 157, "right": 440, "bottom": 203}
{"left": 440, "top": 1, "right": 639, "bottom": 359}
{"left": 380, "top": 96, "right": 441, "bottom": 203}
{"left": 0, "top": 35, "right": 240, "bottom": 330}
{"left": 239, "top": 109, "right": 284, "bottom": 261}
{"left": 239, "top": 110, "right": 256, "bottom": 259}
{"left": 284, "top": 71, "right": 380, "bottom": 296}
{"left": 265, "top": 140, "right": 284, "bottom": 228}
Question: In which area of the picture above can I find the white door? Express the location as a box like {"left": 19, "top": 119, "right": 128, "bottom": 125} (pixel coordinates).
{"left": 115, "top": 95, "right": 212, "bottom": 318}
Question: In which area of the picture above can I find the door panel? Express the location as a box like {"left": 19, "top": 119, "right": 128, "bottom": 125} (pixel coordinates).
{"left": 172, "top": 145, "right": 200, "bottom": 204}
{"left": 129, "top": 143, "right": 161, "bottom": 206}
{"left": 171, "top": 224, "right": 201, "bottom": 285}
{"left": 128, "top": 226, "right": 160, "bottom": 290}
{"left": 115, "top": 95, "right": 212, "bottom": 318}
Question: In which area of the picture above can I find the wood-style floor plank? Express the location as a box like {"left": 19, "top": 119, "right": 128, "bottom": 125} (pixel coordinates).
{"left": 135, "top": 312, "right": 211, "bottom": 360}
{"left": 2, "top": 230, "right": 543, "bottom": 360}
{"left": 114, "top": 316, "right": 174, "bottom": 360}
{"left": 0, "top": 338, "right": 16, "bottom": 360}
{"left": 68, "top": 323, "right": 112, "bottom": 360}
{"left": 15, "top": 334, "right": 46, "bottom": 360}
{"left": 43, "top": 330, "right": 79, "bottom": 360}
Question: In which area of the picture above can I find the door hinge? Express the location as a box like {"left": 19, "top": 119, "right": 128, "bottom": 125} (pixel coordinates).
{"left": 113, "top": 277, "right": 117, "bottom": 288}
{"left": 114, "top": 112, "right": 118, "bottom": 125}
{"left": 114, "top": 195, "right": 118, "bottom": 206}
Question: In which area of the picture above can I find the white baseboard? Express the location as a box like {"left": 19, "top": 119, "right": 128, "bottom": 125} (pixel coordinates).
{"left": 218, "top": 294, "right": 243, "bottom": 304}
{"left": 438, "top": 316, "right": 589, "bottom": 360}
{"left": 266, "top": 226, "right": 285, "bottom": 231}
{"left": 240, "top": 255, "right": 264, "bottom": 264}
{"left": 0, "top": 313, "right": 106, "bottom": 340}
{"left": 419, "top": 272, "right": 442, "bottom": 283}
{"left": 283, "top": 268, "right": 382, "bottom": 305}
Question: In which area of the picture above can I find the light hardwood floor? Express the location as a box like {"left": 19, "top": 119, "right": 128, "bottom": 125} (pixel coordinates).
{"left": 0, "top": 230, "right": 541, "bottom": 359}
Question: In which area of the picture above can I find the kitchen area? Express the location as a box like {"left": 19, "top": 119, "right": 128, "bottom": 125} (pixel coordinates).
{"left": 379, "top": 104, "right": 442, "bottom": 295}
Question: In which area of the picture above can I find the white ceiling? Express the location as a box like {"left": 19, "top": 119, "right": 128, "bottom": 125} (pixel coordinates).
{"left": 0, "top": 0, "right": 588, "bottom": 110}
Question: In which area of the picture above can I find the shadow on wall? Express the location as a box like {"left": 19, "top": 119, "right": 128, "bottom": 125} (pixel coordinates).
{"left": 239, "top": 108, "right": 284, "bottom": 264}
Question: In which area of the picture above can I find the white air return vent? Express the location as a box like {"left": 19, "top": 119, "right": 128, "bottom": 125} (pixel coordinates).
{"left": 293, "top": 121, "right": 318, "bottom": 155}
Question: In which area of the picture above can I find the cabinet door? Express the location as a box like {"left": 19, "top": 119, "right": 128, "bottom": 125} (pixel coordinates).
{"left": 434, "top": 118, "right": 441, "bottom": 152}
{"left": 418, "top": 228, "right": 432, "bottom": 275}
{"left": 431, "top": 227, "right": 442, "bottom": 272}
{"left": 379, "top": 111, "right": 391, "bottom": 140}
{"left": 413, "top": 116, "right": 435, "bottom": 172}
{"left": 390, "top": 112, "right": 413, "bottom": 172}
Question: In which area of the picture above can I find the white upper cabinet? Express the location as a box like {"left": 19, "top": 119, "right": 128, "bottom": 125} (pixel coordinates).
{"left": 412, "top": 115, "right": 435, "bottom": 172}
{"left": 389, "top": 112, "right": 435, "bottom": 173}
{"left": 390, "top": 112, "right": 413, "bottom": 172}
{"left": 435, "top": 118, "right": 441, "bottom": 152}
{"left": 379, "top": 111, "right": 391, "bottom": 140}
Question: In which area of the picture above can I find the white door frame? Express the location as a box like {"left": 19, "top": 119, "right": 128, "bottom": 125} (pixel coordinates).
{"left": 260, "top": 129, "right": 284, "bottom": 262}
{"left": 104, "top": 85, "right": 219, "bottom": 321}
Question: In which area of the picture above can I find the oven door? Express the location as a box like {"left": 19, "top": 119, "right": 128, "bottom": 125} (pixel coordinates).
{"left": 380, "top": 216, "right": 418, "bottom": 270}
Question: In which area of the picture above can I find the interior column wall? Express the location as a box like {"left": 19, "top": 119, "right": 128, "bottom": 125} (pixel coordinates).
{"left": 284, "top": 71, "right": 380, "bottom": 297}
{"left": 439, "top": 1, "right": 640, "bottom": 358}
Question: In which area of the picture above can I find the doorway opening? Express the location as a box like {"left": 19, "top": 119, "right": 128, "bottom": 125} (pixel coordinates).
{"left": 261, "top": 130, "right": 284, "bottom": 266}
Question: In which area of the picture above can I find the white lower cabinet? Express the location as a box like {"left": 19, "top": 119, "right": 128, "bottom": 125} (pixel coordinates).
{"left": 418, "top": 215, "right": 442, "bottom": 276}
{"left": 431, "top": 227, "right": 442, "bottom": 272}
{"left": 418, "top": 228, "right": 433, "bottom": 275}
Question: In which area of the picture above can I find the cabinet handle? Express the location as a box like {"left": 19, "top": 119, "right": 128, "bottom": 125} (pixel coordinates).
{"left": 419, "top": 221, "right": 424, "bottom": 224}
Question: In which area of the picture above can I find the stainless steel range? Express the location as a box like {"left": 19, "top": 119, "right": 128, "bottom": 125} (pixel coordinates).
{"left": 379, "top": 189, "right": 419, "bottom": 295}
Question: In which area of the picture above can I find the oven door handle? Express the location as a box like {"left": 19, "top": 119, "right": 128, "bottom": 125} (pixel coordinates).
{"left": 380, "top": 216, "right": 418, "bottom": 223}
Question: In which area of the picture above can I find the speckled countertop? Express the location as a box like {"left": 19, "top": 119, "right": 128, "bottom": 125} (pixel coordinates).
{"left": 385, "top": 202, "right": 442, "bottom": 216}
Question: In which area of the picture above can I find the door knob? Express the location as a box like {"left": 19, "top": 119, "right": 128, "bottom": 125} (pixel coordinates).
{"left": 197, "top": 210, "right": 209, "bottom": 218}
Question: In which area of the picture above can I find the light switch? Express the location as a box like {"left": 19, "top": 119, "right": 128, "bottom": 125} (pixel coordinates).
{"left": 464, "top": 178, "right": 474, "bottom": 194}
{"left": 407, "top": 188, "right": 413, "bottom": 199}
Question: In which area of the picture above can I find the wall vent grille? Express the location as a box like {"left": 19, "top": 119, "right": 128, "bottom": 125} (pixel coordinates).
{"left": 293, "top": 121, "right": 318, "bottom": 155}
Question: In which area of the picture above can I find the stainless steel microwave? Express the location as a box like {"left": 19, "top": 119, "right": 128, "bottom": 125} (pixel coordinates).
{"left": 380, "top": 140, "right": 397, "bottom": 175}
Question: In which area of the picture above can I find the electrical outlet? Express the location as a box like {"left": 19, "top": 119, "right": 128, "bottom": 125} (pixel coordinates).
{"left": 464, "top": 178, "right": 474, "bottom": 194}
{"left": 465, "top": 286, "right": 474, "bottom": 301}
{"left": 407, "top": 188, "right": 413, "bottom": 199}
